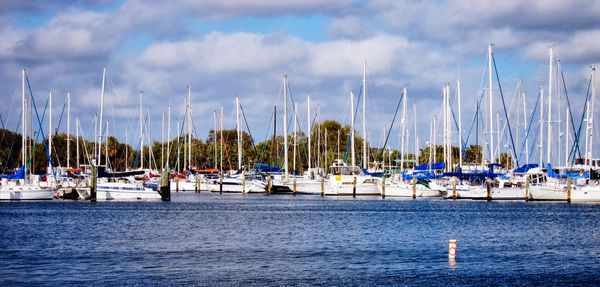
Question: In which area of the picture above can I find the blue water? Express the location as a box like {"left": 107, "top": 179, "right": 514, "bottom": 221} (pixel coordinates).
{"left": 2, "top": 194, "right": 600, "bottom": 286}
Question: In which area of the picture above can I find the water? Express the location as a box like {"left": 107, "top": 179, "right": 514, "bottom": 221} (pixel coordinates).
{"left": 2, "top": 194, "right": 600, "bottom": 286}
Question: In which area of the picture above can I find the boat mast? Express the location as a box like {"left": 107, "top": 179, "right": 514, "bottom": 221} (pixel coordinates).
{"left": 236, "top": 96, "right": 242, "bottom": 171}
{"left": 414, "top": 105, "right": 419, "bottom": 165}
{"left": 565, "top": 108, "right": 569, "bottom": 166}
{"left": 283, "top": 75, "right": 289, "bottom": 177}
{"left": 457, "top": 80, "right": 463, "bottom": 168}
{"left": 587, "top": 66, "right": 596, "bottom": 166}
{"left": 98, "top": 68, "right": 106, "bottom": 165}
{"left": 66, "top": 92, "right": 70, "bottom": 168}
{"left": 213, "top": 111, "right": 218, "bottom": 170}
{"left": 522, "top": 87, "right": 529, "bottom": 164}
{"left": 401, "top": 87, "right": 407, "bottom": 171}
{"left": 350, "top": 91, "right": 355, "bottom": 167}
{"left": 48, "top": 91, "right": 52, "bottom": 171}
{"left": 125, "top": 128, "right": 128, "bottom": 170}
{"left": 488, "top": 44, "right": 494, "bottom": 164}
{"left": 76, "top": 118, "right": 80, "bottom": 168}
{"left": 293, "top": 102, "right": 297, "bottom": 174}
{"left": 220, "top": 106, "right": 224, "bottom": 174}
{"left": 105, "top": 121, "right": 109, "bottom": 168}
{"left": 21, "top": 69, "right": 26, "bottom": 176}
{"left": 539, "top": 87, "right": 544, "bottom": 167}
{"left": 362, "top": 60, "right": 367, "bottom": 170}
{"left": 307, "top": 96, "right": 311, "bottom": 174}
{"left": 139, "top": 88, "right": 143, "bottom": 170}
{"left": 188, "top": 85, "right": 192, "bottom": 170}
{"left": 167, "top": 104, "right": 171, "bottom": 168}
{"left": 547, "top": 47, "right": 553, "bottom": 165}
{"left": 161, "top": 112, "right": 164, "bottom": 169}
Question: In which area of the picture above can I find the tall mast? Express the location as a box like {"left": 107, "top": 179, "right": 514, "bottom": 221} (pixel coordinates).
{"left": 188, "top": 85, "right": 192, "bottom": 170}
{"left": 236, "top": 96, "right": 242, "bottom": 171}
{"left": 457, "top": 80, "right": 463, "bottom": 168}
{"left": 21, "top": 69, "right": 26, "bottom": 175}
{"left": 167, "top": 104, "right": 171, "bottom": 168}
{"left": 105, "top": 121, "right": 109, "bottom": 168}
{"left": 539, "top": 87, "right": 544, "bottom": 167}
{"left": 522, "top": 88, "right": 529, "bottom": 164}
{"left": 48, "top": 91, "right": 52, "bottom": 170}
{"left": 213, "top": 111, "right": 218, "bottom": 170}
{"left": 447, "top": 84, "right": 453, "bottom": 171}
{"left": 139, "top": 88, "right": 143, "bottom": 170}
{"left": 350, "top": 91, "right": 355, "bottom": 167}
{"left": 592, "top": 66, "right": 596, "bottom": 166}
{"left": 283, "top": 75, "right": 289, "bottom": 177}
{"left": 400, "top": 87, "right": 407, "bottom": 171}
{"left": 362, "top": 60, "right": 367, "bottom": 169}
{"left": 307, "top": 96, "right": 311, "bottom": 172}
{"left": 220, "top": 106, "right": 224, "bottom": 173}
{"left": 66, "top": 92, "right": 71, "bottom": 168}
{"left": 488, "top": 44, "right": 494, "bottom": 163}
{"left": 414, "top": 105, "right": 419, "bottom": 165}
{"left": 293, "top": 102, "right": 297, "bottom": 174}
{"left": 546, "top": 47, "right": 553, "bottom": 165}
{"left": 125, "top": 128, "right": 128, "bottom": 170}
{"left": 565, "top": 108, "right": 570, "bottom": 166}
{"left": 98, "top": 68, "right": 106, "bottom": 165}
{"left": 161, "top": 112, "right": 164, "bottom": 169}
{"left": 76, "top": 118, "right": 80, "bottom": 168}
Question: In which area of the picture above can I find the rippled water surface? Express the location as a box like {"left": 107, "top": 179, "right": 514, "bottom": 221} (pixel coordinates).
{"left": 2, "top": 193, "right": 600, "bottom": 286}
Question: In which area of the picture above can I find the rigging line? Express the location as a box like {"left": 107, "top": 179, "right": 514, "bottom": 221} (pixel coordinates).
{"left": 520, "top": 88, "right": 540, "bottom": 163}
{"left": 239, "top": 103, "right": 258, "bottom": 155}
{"left": 379, "top": 89, "right": 404, "bottom": 160}
{"left": 492, "top": 54, "right": 519, "bottom": 166}
{"left": 560, "top": 68, "right": 582, "bottom": 161}
{"left": 1, "top": 111, "right": 22, "bottom": 173}
{"left": 54, "top": 96, "right": 67, "bottom": 135}
{"left": 25, "top": 75, "right": 56, "bottom": 179}
{"left": 570, "top": 74, "right": 593, "bottom": 165}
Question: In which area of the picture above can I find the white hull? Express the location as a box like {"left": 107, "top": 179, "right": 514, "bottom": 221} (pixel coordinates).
{"left": 207, "top": 179, "right": 266, "bottom": 193}
{"left": 96, "top": 183, "right": 161, "bottom": 200}
{"left": 528, "top": 185, "right": 567, "bottom": 201}
{"left": 292, "top": 180, "right": 324, "bottom": 195}
{"left": 170, "top": 180, "right": 203, "bottom": 192}
{"left": 379, "top": 183, "right": 441, "bottom": 197}
{"left": 445, "top": 185, "right": 526, "bottom": 200}
{"left": 571, "top": 185, "right": 600, "bottom": 202}
{"left": 325, "top": 184, "right": 379, "bottom": 196}
{"left": 0, "top": 187, "right": 55, "bottom": 200}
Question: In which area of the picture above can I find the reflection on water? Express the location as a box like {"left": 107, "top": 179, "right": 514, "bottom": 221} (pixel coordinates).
{"left": 1, "top": 193, "right": 600, "bottom": 286}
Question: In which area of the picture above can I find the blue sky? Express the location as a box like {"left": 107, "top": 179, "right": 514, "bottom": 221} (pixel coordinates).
{"left": 1, "top": 0, "right": 599, "bottom": 164}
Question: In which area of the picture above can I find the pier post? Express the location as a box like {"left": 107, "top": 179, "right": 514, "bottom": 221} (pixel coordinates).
{"left": 242, "top": 175, "right": 246, "bottom": 194}
{"left": 452, "top": 178, "right": 457, "bottom": 200}
{"left": 267, "top": 176, "right": 272, "bottom": 195}
{"left": 293, "top": 178, "right": 296, "bottom": 196}
{"left": 159, "top": 168, "right": 171, "bottom": 201}
{"left": 352, "top": 176, "right": 357, "bottom": 198}
{"left": 195, "top": 175, "right": 199, "bottom": 193}
{"left": 176, "top": 176, "right": 179, "bottom": 192}
{"left": 381, "top": 177, "right": 386, "bottom": 199}
{"left": 219, "top": 174, "right": 223, "bottom": 194}
{"left": 486, "top": 179, "right": 491, "bottom": 201}
{"left": 567, "top": 177, "right": 572, "bottom": 203}
{"left": 525, "top": 177, "right": 530, "bottom": 202}
{"left": 90, "top": 165, "right": 97, "bottom": 201}
{"left": 320, "top": 176, "right": 324, "bottom": 197}
{"left": 412, "top": 178, "right": 416, "bottom": 199}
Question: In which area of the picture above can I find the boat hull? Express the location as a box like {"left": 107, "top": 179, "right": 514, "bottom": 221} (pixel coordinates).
{"left": 0, "top": 187, "right": 55, "bottom": 200}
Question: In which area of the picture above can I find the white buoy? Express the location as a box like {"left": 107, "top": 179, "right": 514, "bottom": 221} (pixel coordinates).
{"left": 448, "top": 239, "right": 457, "bottom": 258}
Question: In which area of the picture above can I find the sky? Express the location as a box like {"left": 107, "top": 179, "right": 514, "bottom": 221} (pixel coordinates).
{"left": 1, "top": 0, "right": 599, "bottom": 160}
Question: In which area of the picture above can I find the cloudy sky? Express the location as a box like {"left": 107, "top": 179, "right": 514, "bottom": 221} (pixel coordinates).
{"left": 1, "top": 0, "right": 599, "bottom": 158}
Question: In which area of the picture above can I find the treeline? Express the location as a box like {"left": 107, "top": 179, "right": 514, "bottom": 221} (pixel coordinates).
{"left": 0, "top": 120, "right": 512, "bottom": 174}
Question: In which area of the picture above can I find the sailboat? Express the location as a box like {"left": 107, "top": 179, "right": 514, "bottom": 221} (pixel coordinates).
{"left": 0, "top": 69, "right": 55, "bottom": 200}
{"left": 325, "top": 89, "right": 379, "bottom": 196}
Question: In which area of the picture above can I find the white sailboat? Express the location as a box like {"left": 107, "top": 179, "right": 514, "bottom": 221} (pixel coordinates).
{"left": 0, "top": 69, "right": 55, "bottom": 200}
{"left": 325, "top": 90, "right": 379, "bottom": 196}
